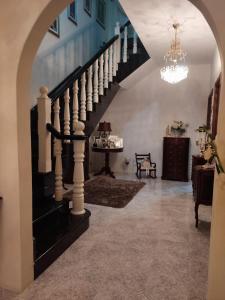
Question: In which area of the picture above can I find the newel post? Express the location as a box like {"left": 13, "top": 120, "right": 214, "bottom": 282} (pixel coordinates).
{"left": 37, "top": 86, "right": 52, "bottom": 173}
{"left": 71, "top": 121, "right": 86, "bottom": 215}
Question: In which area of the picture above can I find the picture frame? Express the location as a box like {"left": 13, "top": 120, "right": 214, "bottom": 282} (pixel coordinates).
{"left": 84, "top": 0, "right": 92, "bottom": 16}
{"left": 96, "top": 0, "right": 106, "bottom": 29}
{"left": 68, "top": 0, "right": 77, "bottom": 25}
{"left": 206, "top": 74, "right": 221, "bottom": 139}
{"left": 49, "top": 17, "right": 60, "bottom": 37}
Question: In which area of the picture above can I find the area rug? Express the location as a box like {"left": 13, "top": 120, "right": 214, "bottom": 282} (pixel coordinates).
{"left": 65, "top": 176, "right": 145, "bottom": 208}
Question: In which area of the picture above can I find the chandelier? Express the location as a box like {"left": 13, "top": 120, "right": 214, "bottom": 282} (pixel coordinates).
{"left": 160, "top": 23, "right": 189, "bottom": 84}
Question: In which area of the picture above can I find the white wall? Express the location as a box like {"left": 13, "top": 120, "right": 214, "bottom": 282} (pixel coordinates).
{"left": 210, "top": 46, "right": 221, "bottom": 86}
{"left": 90, "top": 59, "right": 211, "bottom": 178}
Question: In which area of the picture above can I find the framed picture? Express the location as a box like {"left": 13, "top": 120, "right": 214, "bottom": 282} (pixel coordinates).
{"left": 49, "top": 17, "right": 60, "bottom": 37}
{"left": 206, "top": 74, "right": 221, "bottom": 139}
{"left": 96, "top": 0, "right": 106, "bottom": 29}
{"left": 84, "top": 0, "right": 92, "bottom": 16}
{"left": 68, "top": 0, "right": 77, "bottom": 25}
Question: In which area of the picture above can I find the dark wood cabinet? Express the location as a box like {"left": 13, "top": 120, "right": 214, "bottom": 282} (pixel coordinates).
{"left": 162, "top": 137, "right": 190, "bottom": 181}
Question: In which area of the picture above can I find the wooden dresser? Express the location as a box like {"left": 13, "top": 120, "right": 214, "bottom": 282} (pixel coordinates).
{"left": 162, "top": 137, "right": 190, "bottom": 181}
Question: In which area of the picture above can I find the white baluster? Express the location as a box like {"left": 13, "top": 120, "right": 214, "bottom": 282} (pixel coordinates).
{"left": 93, "top": 59, "right": 99, "bottom": 103}
{"left": 53, "top": 98, "right": 61, "bottom": 156}
{"left": 80, "top": 72, "right": 86, "bottom": 121}
{"left": 133, "top": 31, "right": 137, "bottom": 54}
{"left": 115, "top": 22, "right": 121, "bottom": 68}
{"left": 109, "top": 45, "right": 113, "bottom": 82}
{"left": 99, "top": 54, "right": 104, "bottom": 96}
{"left": 113, "top": 40, "right": 117, "bottom": 77}
{"left": 87, "top": 66, "right": 93, "bottom": 111}
{"left": 104, "top": 49, "right": 109, "bottom": 89}
{"left": 73, "top": 80, "right": 79, "bottom": 128}
{"left": 53, "top": 98, "right": 63, "bottom": 202}
{"left": 64, "top": 88, "right": 70, "bottom": 143}
{"left": 37, "top": 86, "right": 52, "bottom": 173}
{"left": 123, "top": 26, "right": 128, "bottom": 63}
{"left": 71, "top": 121, "right": 85, "bottom": 215}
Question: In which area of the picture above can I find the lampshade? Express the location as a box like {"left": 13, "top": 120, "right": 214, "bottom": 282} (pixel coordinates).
{"left": 97, "top": 121, "right": 112, "bottom": 132}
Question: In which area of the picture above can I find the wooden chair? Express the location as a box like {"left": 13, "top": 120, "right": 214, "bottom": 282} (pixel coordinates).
{"left": 135, "top": 153, "right": 157, "bottom": 179}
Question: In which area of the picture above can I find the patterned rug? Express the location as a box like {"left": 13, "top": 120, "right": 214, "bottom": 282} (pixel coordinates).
{"left": 65, "top": 176, "right": 145, "bottom": 208}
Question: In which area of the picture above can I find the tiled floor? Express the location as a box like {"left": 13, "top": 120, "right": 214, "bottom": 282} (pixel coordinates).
{"left": 1, "top": 176, "right": 211, "bottom": 300}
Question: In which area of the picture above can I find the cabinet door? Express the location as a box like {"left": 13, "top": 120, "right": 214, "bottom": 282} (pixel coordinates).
{"left": 162, "top": 137, "right": 189, "bottom": 181}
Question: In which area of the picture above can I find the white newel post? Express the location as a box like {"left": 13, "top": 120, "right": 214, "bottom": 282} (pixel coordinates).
{"left": 115, "top": 22, "right": 121, "bottom": 68}
{"left": 37, "top": 86, "right": 52, "bottom": 173}
{"left": 53, "top": 99, "right": 63, "bottom": 201}
{"left": 80, "top": 72, "right": 87, "bottom": 121}
{"left": 87, "top": 66, "right": 93, "bottom": 111}
{"left": 123, "top": 26, "right": 128, "bottom": 63}
{"left": 93, "top": 59, "right": 99, "bottom": 103}
{"left": 109, "top": 45, "right": 113, "bottom": 82}
{"left": 133, "top": 31, "right": 138, "bottom": 54}
{"left": 64, "top": 88, "right": 70, "bottom": 143}
{"left": 71, "top": 121, "right": 85, "bottom": 215}
{"left": 99, "top": 54, "right": 104, "bottom": 95}
{"left": 104, "top": 49, "right": 109, "bottom": 89}
{"left": 113, "top": 40, "right": 117, "bottom": 77}
{"left": 73, "top": 80, "right": 79, "bottom": 127}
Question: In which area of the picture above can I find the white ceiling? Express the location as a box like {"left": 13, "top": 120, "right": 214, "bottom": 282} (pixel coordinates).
{"left": 120, "top": 0, "right": 217, "bottom": 65}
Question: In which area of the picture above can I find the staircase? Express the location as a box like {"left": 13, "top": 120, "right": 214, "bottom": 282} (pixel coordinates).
{"left": 31, "top": 20, "right": 150, "bottom": 278}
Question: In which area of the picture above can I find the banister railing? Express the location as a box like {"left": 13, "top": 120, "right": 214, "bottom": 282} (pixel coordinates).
{"left": 48, "top": 20, "right": 132, "bottom": 102}
{"left": 37, "top": 19, "right": 140, "bottom": 215}
{"left": 46, "top": 123, "right": 87, "bottom": 140}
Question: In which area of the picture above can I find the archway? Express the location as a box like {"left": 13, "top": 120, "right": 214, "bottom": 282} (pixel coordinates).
{"left": 0, "top": 0, "right": 225, "bottom": 296}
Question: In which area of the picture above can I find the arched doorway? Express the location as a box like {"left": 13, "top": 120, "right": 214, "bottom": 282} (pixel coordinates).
{"left": 0, "top": 0, "right": 225, "bottom": 297}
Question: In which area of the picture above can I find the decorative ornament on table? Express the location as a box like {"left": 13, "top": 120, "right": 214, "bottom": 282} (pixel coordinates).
{"left": 170, "top": 120, "right": 188, "bottom": 137}
{"left": 195, "top": 125, "right": 225, "bottom": 176}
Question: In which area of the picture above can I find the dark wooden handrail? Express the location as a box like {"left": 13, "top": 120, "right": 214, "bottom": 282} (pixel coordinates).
{"left": 120, "top": 20, "right": 131, "bottom": 33}
{"left": 48, "top": 20, "right": 131, "bottom": 102}
{"left": 46, "top": 123, "right": 87, "bottom": 140}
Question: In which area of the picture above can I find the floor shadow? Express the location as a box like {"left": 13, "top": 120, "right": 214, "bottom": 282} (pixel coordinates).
{"left": 197, "top": 220, "right": 211, "bottom": 237}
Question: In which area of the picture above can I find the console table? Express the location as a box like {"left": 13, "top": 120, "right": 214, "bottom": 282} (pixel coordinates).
{"left": 92, "top": 147, "right": 123, "bottom": 178}
{"left": 192, "top": 165, "right": 214, "bottom": 227}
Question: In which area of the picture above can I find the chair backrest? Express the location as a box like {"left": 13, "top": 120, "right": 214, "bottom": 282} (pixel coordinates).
{"left": 135, "top": 153, "right": 151, "bottom": 165}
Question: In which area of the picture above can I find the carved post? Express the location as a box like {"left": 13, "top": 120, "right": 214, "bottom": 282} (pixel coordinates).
{"left": 99, "top": 54, "right": 104, "bottom": 96}
{"left": 64, "top": 88, "right": 70, "bottom": 143}
{"left": 73, "top": 80, "right": 79, "bottom": 128}
{"left": 71, "top": 121, "right": 85, "bottom": 215}
{"left": 109, "top": 45, "right": 113, "bottom": 82}
{"left": 123, "top": 26, "right": 128, "bottom": 63}
{"left": 80, "top": 72, "right": 87, "bottom": 121}
{"left": 37, "top": 86, "right": 52, "bottom": 173}
{"left": 133, "top": 31, "right": 138, "bottom": 54}
{"left": 104, "top": 49, "right": 109, "bottom": 89}
{"left": 87, "top": 66, "right": 93, "bottom": 111}
{"left": 93, "top": 59, "right": 99, "bottom": 103}
{"left": 113, "top": 40, "right": 117, "bottom": 77}
{"left": 53, "top": 99, "right": 63, "bottom": 201}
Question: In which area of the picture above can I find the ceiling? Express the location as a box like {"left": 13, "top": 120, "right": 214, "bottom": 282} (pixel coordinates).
{"left": 120, "top": 0, "right": 217, "bottom": 65}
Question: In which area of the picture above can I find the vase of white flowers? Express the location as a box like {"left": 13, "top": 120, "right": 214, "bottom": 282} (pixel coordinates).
{"left": 171, "top": 121, "right": 188, "bottom": 137}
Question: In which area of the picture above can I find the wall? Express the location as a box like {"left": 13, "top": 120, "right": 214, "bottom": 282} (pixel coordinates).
{"left": 210, "top": 46, "right": 221, "bottom": 86}
{"left": 0, "top": 0, "right": 225, "bottom": 295}
{"left": 31, "top": 0, "right": 127, "bottom": 106}
{"left": 90, "top": 60, "right": 211, "bottom": 178}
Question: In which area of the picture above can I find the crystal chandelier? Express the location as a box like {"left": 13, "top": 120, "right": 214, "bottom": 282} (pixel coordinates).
{"left": 160, "top": 23, "right": 189, "bottom": 84}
